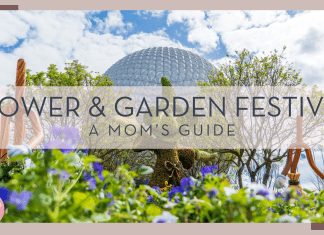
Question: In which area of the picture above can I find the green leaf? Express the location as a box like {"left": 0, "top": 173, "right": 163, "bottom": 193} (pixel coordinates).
{"left": 73, "top": 192, "right": 87, "bottom": 204}
{"left": 9, "top": 154, "right": 26, "bottom": 162}
{"left": 138, "top": 165, "right": 153, "bottom": 175}
{"left": 69, "top": 215, "right": 92, "bottom": 223}
{"left": 91, "top": 212, "right": 111, "bottom": 222}
{"left": 64, "top": 153, "right": 81, "bottom": 167}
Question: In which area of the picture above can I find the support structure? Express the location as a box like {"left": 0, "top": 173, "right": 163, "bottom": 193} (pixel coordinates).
{"left": 280, "top": 116, "right": 324, "bottom": 192}
{"left": 0, "top": 59, "right": 44, "bottom": 162}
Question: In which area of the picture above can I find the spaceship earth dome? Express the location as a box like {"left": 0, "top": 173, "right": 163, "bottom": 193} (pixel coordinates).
{"left": 104, "top": 47, "right": 215, "bottom": 86}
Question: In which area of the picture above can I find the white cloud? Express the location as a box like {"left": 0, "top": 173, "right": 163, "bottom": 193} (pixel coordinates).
{"left": 93, "top": 11, "right": 132, "bottom": 34}
{"left": 0, "top": 11, "right": 195, "bottom": 86}
{"left": 220, "top": 11, "right": 324, "bottom": 85}
{"left": 167, "top": 10, "right": 324, "bottom": 85}
{"left": 136, "top": 10, "right": 165, "bottom": 18}
{"left": 167, "top": 11, "right": 218, "bottom": 52}
{"left": 167, "top": 10, "right": 290, "bottom": 53}
{"left": 206, "top": 11, "right": 290, "bottom": 32}
{"left": 209, "top": 57, "right": 232, "bottom": 68}
{"left": 0, "top": 11, "right": 30, "bottom": 47}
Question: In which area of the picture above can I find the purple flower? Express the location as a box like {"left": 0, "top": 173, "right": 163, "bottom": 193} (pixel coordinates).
{"left": 212, "top": 165, "right": 218, "bottom": 171}
{"left": 81, "top": 149, "right": 89, "bottom": 154}
{"left": 297, "top": 191, "right": 302, "bottom": 197}
{"left": 152, "top": 186, "right": 161, "bottom": 194}
{"left": 152, "top": 211, "right": 178, "bottom": 223}
{"left": 107, "top": 192, "right": 113, "bottom": 199}
{"left": 47, "top": 168, "right": 59, "bottom": 175}
{"left": 83, "top": 171, "right": 91, "bottom": 180}
{"left": 84, "top": 171, "right": 96, "bottom": 190}
{"left": 9, "top": 191, "right": 32, "bottom": 211}
{"left": 180, "top": 177, "right": 194, "bottom": 191}
{"left": 0, "top": 187, "right": 10, "bottom": 203}
{"left": 167, "top": 186, "right": 185, "bottom": 201}
{"left": 43, "top": 139, "right": 62, "bottom": 150}
{"left": 108, "top": 200, "right": 115, "bottom": 208}
{"left": 268, "top": 207, "right": 275, "bottom": 213}
{"left": 98, "top": 174, "right": 104, "bottom": 181}
{"left": 51, "top": 125, "right": 63, "bottom": 137}
{"left": 207, "top": 188, "right": 218, "bottom": 199}
{"left": 174, "top": 196, "right": 180, "bottom": 203}
{"left": 256, "top": 189, "right": 270, "bottom": 197}
{"left": 59, "top": 171, "right": 70, "bottom": 181}
{"left": 60, "top": 141, "right": 73, "bottom": 154}
{"left": 275, "top": 192, "right": 283, "bottom": 198}
{"left": 93, "top": 162, "right": 104, "bottom": 181}
{"left": 154, "top": 218, "right": 167, "bottom": 223}
{"left": 247, "top": 183, "right": 274, "bottom": 200}
{"left": 147, "top": 195, "right": 154, "bottom": 203}
{"left": 63, "top": 126, "right": 80, "bottom": 145}
{"left": 87, "top": 177, "right": 96, "bottom": 190}
{"left": 93, "top": 162, "right": 103, "bottom": 172}
{"left": 200, "top": 166, "right": 213, "bottom": 177}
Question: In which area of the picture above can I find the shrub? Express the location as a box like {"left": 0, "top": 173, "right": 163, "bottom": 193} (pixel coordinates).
{"left": 0, "top": 150, "right": 323, "bottom": 223}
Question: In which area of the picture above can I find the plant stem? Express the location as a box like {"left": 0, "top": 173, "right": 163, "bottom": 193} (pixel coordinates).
{"left": 51, "top": 168, "right": 84, "bottom": 222}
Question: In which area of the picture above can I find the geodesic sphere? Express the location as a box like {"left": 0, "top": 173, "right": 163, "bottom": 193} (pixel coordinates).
{"left": 104, "top": 47, "right": 215, "bottom": 86}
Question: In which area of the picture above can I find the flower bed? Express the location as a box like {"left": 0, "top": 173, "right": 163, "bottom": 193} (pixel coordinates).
{"left": 0, "top": 150, "right": 323, "bottom": 223}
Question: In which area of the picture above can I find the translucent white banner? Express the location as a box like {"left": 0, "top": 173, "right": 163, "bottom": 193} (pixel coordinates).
{"left": 1, "top": 86, "right": 324, "bottom": 150}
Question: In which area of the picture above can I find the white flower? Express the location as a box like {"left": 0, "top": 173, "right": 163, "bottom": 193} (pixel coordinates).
{"left": 223, "top": 187, "right": 237, "bottom": 196}
{"left": 163, "top": 202, "right": 176, "bottom": 210}
{"left": 99, "top": 191, "right": 105, "bottom": 199}
{"left": 152, "top": 211, "right": 178, "bottom": 223}
{"left": 277, "top": 215, "right": 298, "bottom": 223}
{"left": 302, "top": 219, "right": 311, "bottom": 223}
{"left": 246, "top": 183, "right": 275, "bottom": 201}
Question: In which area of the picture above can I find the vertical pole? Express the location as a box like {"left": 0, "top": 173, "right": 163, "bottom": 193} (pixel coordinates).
{"left": 13, "top": 59, "right": 26, "bottom": 146}
{"left": 0, "top": 59, "right": 26, "bottom": 162}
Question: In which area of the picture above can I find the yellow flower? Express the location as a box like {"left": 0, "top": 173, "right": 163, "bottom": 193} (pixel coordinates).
{"left": 165, "top": 181, "right": 168, "bottom": 185}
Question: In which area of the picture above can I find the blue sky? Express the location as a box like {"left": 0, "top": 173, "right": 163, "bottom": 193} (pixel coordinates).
{"left": 2, "top": 10, "right": 324, "bottom": 87}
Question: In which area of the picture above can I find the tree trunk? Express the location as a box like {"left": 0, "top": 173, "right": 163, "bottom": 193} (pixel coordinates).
{"left": 238, "top": 166, "right": 244, "bottom": 188}
{"left": 262, "top": 163, "right": 272, "bottom": 186}
{"left": 250, "top": 172, "right": 256, "bottom": 182}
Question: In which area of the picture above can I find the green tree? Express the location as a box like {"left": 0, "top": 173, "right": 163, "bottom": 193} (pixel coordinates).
{"left": 26, "top": 60, "right": 113, "bottom": 86}
{"left": 198, "top": 47, "right": 304, "bottom": 188}
{"left": 200, "top": 46, "right": 302, "bottom": 87}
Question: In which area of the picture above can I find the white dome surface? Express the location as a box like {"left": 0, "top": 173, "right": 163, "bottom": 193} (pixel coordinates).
{"left": 104, "top": 47, "right": 215, "bottom": 86}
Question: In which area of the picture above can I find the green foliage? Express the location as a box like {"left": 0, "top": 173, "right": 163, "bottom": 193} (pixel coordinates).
{"left": 25, "top": 60, "right": 113, "bottom": 86}
{"left": 93, "top": 149, "right": 156, "bottom": 185}
{"left": 199, "top": 46, "right": 303, "bottom": 86}
{"left": 1, "top": 150, "right": 155, "bottom": 223}
{"left": 138, "top": 165, "right": 154, "bottom": 175}
{"left": 0, "top": 159, "right": 24, "bottom": 183}
{"left": 1, "top": 150, "right": 324, "bottom": 223}
{"left": 197, "top": 47, "right": 305, "bottom": 188}
{"left": 161, "top": 77, "right": 172, "bottom": 86}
